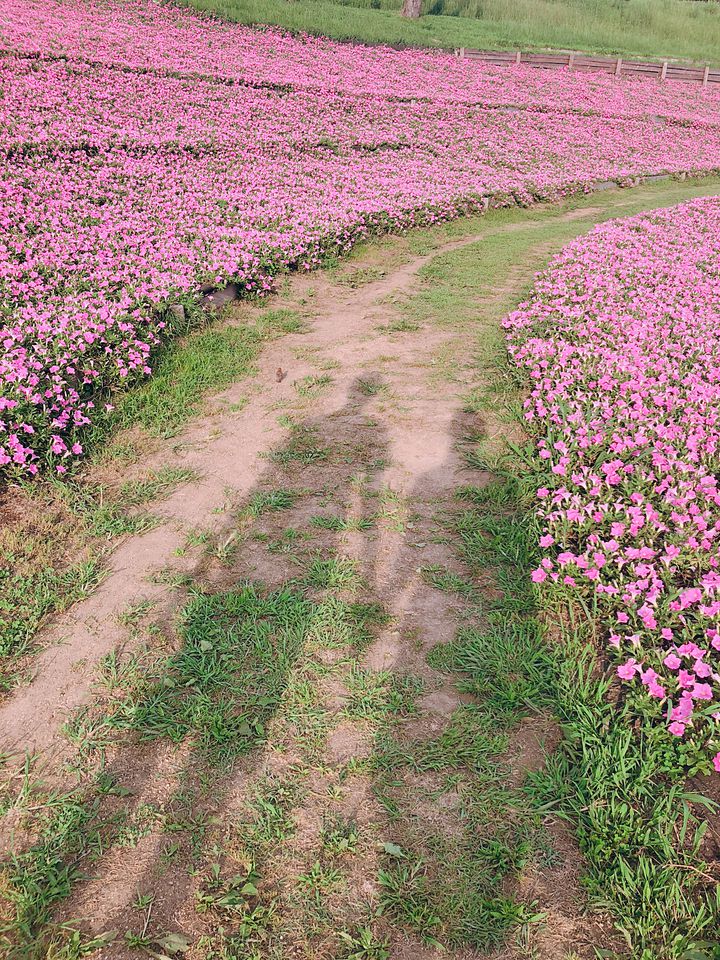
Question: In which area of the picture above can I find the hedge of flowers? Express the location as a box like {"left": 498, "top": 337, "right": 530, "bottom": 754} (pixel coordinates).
{"left": 2, "top": 0, "right": 720, "bottom": 474}
{"left": 505, "top": 197, "right": 720, "bottom": 772}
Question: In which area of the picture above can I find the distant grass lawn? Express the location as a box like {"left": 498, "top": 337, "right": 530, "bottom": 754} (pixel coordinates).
{"left": 177, "top": 0, "right": 720, "bottom": 64}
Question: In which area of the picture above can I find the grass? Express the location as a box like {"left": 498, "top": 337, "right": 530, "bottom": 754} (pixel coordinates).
{"left": 179, "top": 0, "right": 720, "bottom": 64}
{"left": 109, "top": 583, "right": 379, "bottom": 765}
{"left": 0, "top": 305, "right": 303, "bottom": 691}
{"left": 0, "top": 579, "right": 382, "bottom": 955}
{"left": 104, "top": 307, "right": 303, "bottom": 440}
{"left": 445, "top": 454, "right": 720, "bottom": 953}
{"left": 0, "top": 465, "right": 198, "bottom": 687}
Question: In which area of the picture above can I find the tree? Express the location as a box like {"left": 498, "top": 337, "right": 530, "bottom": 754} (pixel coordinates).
{"left": 401, "top": 0, "right": 422, "bottom": 18}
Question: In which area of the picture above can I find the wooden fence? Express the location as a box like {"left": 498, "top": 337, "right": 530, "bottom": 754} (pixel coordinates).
{"left": 456, "top": 49, "right": 720, "bottom": 87}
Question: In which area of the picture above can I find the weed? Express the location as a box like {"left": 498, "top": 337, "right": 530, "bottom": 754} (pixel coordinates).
{"left": 310, "top": 514, "right": 375, "bottom": 532}
{"left": 343, "top": 667, "right": 423, "bottom": 724}
{"left": 267, "top": 425, "right": 329, "bottom": 466}
{"left": 421, "top": 564, "right": 480, "bottom": 600}
{"left": 337, "top": 926, "right": 390, "bottom": 959}
{"left": 118, "top": 466, "right": 198, "bottom": 507}
{"left": 357, "top": 377, "right": 387, "bottom": 397}
{"left": 295, "top": 374, "right": 334, "bottom": 397}
{"left": 245, "top": 488, "right": 300, "bottom": 517}
{"left": 321, "top": 814, "right": 360, "bottom": 857}
{"left": 336, "top": 266, "right": 386, "bottom": 288}
{"left": 304, "top": 555, "right": 363, "bottom": 591}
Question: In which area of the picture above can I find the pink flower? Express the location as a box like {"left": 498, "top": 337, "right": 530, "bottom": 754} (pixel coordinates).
{"left": 617, "top": 659, "right": 639, "bottom": 681}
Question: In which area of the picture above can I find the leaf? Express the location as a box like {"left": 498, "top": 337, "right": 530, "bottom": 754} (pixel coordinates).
{"left": 153, "top": 932, "right": 191, "bottom": 955}
{"left": 382, "top": 841, "right": 404, "bottom": 858}
{"left": 107, "top": 785, "right": 132, "bottom": 797}
{"left": 241, "top": 881, "right": 259, "bottom": 896}
{"left": 199, "top": 639, "right": 213, "bottom": 652}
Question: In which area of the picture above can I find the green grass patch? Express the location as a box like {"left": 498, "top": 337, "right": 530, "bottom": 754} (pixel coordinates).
{"left": 310, "top": 513, "right": 375, "bottom": 532}
{"left": 244, "top": 487, "right": 301, "bottom": 518}
{"left": 179, "top": 0, "right": 720, "bottom": 65}
{"left": 108, "top": 583, "right": 380, "bottom": 764}
{"left": 452, "top": 463, "right": 720, "bottom": 956}
{"left": 303, "top": 554, "right": 363, "bottom": 591}
{"left": 0, "top": 465, "right": 198, "bottom": 683}
{"left": 267, "top": 425, "right": 329, "bottom": 467}
{"left": 343, "top": 666, "right": 423, "bottom": 723}
{"left": 107, "top": 308, "right": 303, "bottom": 439}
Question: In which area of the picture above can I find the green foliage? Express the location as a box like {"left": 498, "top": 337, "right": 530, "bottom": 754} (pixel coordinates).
{"left": 109, "top": 308, "right": 302, "bottom": 438}
{"left": 179, "top": 0, "right": 720, "bottom": 65}
{"left": 457, "top": 465, "right": 720, "bottom": 956}
{"left": 109, "top": 583, "right": 379, "bottom": 764}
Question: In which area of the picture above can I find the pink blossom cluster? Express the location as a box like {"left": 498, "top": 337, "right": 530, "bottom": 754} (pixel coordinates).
{"left": 2, "top": 0, "right": 720, "bottom": 473}
{"left": 505, "top": 197, "right": 720, "bottom": 772}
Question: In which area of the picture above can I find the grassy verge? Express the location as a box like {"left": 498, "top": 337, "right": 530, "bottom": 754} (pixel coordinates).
{"left": 432, "top": 189, "right": 720, "bottom": 953}
{"left": 177, "top": 0, "right": 720, "bottom": 64}
{"left": 0, "top": 306, "right": 303, "bottom": 690}
{"left": 443, "top": 457, "right": 720, "bottom": 958}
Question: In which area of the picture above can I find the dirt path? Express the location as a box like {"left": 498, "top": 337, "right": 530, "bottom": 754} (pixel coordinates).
{"left": 3, "top": 180, "right": 720, "bottom": 959}
{"left": 0, "top": 229, "right": 488, "bottom": 762}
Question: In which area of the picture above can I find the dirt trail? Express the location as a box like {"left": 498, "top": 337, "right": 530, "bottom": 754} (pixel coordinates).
{"left": 0, "top": 231, "right": 489, "bottom": 762}
{"left": 7, "top": 193, "right": 690, "bottom": 957}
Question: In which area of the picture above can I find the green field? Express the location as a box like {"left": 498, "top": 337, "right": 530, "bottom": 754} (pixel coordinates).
{"left": 178, "top": 0, "right": 720, "bottom": 64}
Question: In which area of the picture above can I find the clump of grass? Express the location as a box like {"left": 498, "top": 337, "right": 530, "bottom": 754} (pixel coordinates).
{"left": 245, "top": 487, "right": 301, "bottom": 517}
{"left": 421, "top": 564, "right": 480, "bottom": 600}
{"left": 108, "top": 582, "right": 378, "bottom": 764}
{"left": 310, "top": 513, "right": 375, "bottom": 532}
{"left": 343, "top": 667, "right": 423, "bottom": 723}
{"left": 304, "top": 555, "right": 363, "bottom": 590}
{"left": 267, "top": 425, "right": 329, "bottom": 467}
{"left": 119, "top": 466, "right": 198, "bottom": 507}
{"left": 321, "top": 814, "right": 360, "bottom": 857}
{"left": 357, "top": 377, "right": 387, "bottom": 397}
{"left": 295, "top": 373, "right": 334, "bottom": 397}
{"left": 336, "top": 266, "right": 386, "bottom": 288}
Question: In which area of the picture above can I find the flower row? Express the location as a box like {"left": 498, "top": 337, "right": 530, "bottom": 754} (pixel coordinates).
{"left": 504, "top": 197, "right": 720, "bottom": 772}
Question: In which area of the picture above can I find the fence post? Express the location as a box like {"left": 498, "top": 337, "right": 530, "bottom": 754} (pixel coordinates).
{"left": 703, "top": 64, "right": 710, "bottom": 88}
{"left": 660, "top": 61, "right": 668, "bottom": 81}
{"left": 458, "top": 47, "right": 465, "bottom": 59}
{"left": 515, "top": 50, "right": 521, "bottom": 65}
{"left": 568, "top": 52, "right": 575, "bottom": 70}
{"left": 615, "top": 57, "right": 622, "bottom": 76}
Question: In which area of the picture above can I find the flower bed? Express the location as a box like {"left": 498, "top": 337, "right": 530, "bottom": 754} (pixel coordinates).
{"left": 2, "top": 0, "right": 720, "bottom": 473}
{"left": 504, "top": 197, "right": 720, "bottom": 772}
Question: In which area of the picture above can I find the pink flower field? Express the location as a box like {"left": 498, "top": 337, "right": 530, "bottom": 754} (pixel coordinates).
{"left": 2, "top": 0, "right": 720, "bottom": 474}
{"left": 505, "top": 197, "right": 720, "bottom": 771}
